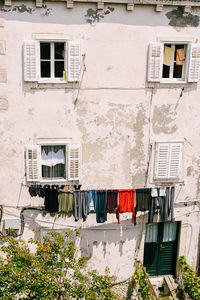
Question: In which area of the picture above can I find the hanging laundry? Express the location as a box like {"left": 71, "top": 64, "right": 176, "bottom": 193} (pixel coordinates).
{"left": 44, "top": 188, "right": 59, "bottom": 213}
{"left": 29, "top": 186, "right": 37, "bottom": 197}
{"left": 106, "top": 190, "right": 118, "bottom": 213}
{"left": 73, "top": 191, "right": 89, "bottom": 222}
{"left": 135, "top": 189, "right": 151, "bottom": 211}
{"left": 176, "top": 49, "right": 185, "bottom": 66}
{"left": 117, "top": 189, "right": 135, "bottom": 224}
{"left": 134, "top": 188, "right": 151, "bottom": 226}
{"left": 96, "top": 190, "right": 107, "bottom": 223}
{"left": 163, "top": 46, "right": 175, "bottom": 66}
{"left": 41, "top": 149, "right": 65, "bottom": 167}
{"left": 159, "top": 187, "right": 175, "bottom": 222}
{"left": 88, "top": 190, "right": 97, "bottom": 213}
{"left": 148, "top": 196, "right": 157, "bottom": 224}
{"left": 149, "top": 188, "right": 165, "bottom": 223}
{"left": 58, "top": 190, "right": 73, "bottom": 213}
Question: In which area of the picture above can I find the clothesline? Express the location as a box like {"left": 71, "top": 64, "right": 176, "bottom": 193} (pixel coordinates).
{"left": 28, "top": 187, "right": 175, "bottom": 226}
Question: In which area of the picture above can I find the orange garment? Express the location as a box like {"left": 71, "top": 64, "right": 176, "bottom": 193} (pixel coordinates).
{"left": 176, "top": 49, "right": 185, "bottom": 66}
{"left": 117, "top": 189, "right": 135, "bottom": 224}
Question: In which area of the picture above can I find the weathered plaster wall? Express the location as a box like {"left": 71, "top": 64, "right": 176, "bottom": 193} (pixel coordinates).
{"left": 0, "top": 2, "right": 200, "bottom": 279}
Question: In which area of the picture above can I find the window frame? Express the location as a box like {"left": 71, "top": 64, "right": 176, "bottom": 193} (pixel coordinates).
{"left": 23, "top": 39, "right": 82, "bottom": 84}
{"left": 147, "top": 40, "right": 200, "bottom": 83}
{"left": 26, "top": 142, "right": 81, "bottom": 183}
{"left": 39, "top": 40, "right": 67, "bottom": 84}
{"left": 153, "top": 141, "right": 184, "bottom": 182}
{"left": 161, "top": 42, "right": 188, "bottom": 84}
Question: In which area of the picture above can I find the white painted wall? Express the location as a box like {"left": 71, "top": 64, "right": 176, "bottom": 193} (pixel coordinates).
{"left": 0, "top": 2, "right": 199, "bottom": 279}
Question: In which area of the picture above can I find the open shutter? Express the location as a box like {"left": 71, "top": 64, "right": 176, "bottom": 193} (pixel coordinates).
{"left": 26, "top": 146, "right": 40, "bottom": 182}
{"left": 168, "top": 143, "right": 182, "bottom": 179}
{"left": 67, "top": 41, "right": 82, "bottom": 82}
{"left": 148, "top": 42, "right": 163, "bottom": 82}
{"left": 188, "top": 43, "right": 200, "bottom": 82}
{"left": 23, "top": 41, "right": 39, "bottom": 82}
{"left": 154, "top": 143, "right": 170, "bottom": 179}
{"left": 68, "top": 144, "right": 81, "bottom": 181}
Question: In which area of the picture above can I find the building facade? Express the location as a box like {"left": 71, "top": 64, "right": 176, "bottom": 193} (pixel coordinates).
{"left": 0, "top": 0, "right": 200, "bottom": 281}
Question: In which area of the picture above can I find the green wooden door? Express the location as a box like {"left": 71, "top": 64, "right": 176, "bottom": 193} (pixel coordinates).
{"left": 143, "top": 222, "right": 178, "bottom": 276}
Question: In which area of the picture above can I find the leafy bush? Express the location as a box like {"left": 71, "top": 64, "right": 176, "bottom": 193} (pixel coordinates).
{"left": 179, "top": 256, "right": 200, "bottom": 300}
{"left": 0, "top": 230, "right": 118, "bottom": 299}
{"left": 132, "top": 263, "right": 155, "bottom": 300}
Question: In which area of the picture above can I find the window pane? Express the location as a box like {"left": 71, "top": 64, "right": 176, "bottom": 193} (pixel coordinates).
{"left": 40, "top": 43, "right": 50, "bottom": 59}
{"left": 41, "top": 145, "right": 66, "bottom": 178}
{"left": 54, "top": 43, "right": 64, "bottom": 59}
{"left": 41, "top": 61, "right": 51, "bottom": 78}
{"left": 162, "top": 65, "right": 170, "bottom": 78}
{"left": 163, "top": 222, "right": 177, "bottom": 242}
{"left": 173, "top": 64, "right": 183, "bottom": 78}
{"left": 55, "top": 61, "right": 64, "bottom": 78}
{"left": 145, "top": 224, "right": 158, "bottom": 243}
{"left": 173, "top": 44, "right": 184, "bottom": 79}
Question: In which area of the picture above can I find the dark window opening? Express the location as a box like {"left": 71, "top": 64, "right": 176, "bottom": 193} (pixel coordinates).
{"left": 162, "top": 44, "right": 186, "bottom": 80}
{"left": 55, "top": 61, "right": 64, "bottom": 78}
{"left": 41, "top": 61, "right": 50, "bottom": 78}
{"left": 40, "top": 42, "right": 65, "bottom": 79}
{"left": 54, "top": 43, "right": 64, "bottom": 59}
{"left": 40, "top": 43, "right": 50, "bottom": 59}
{"left": 41, "top": 145, "right": 66, "bottom": 179}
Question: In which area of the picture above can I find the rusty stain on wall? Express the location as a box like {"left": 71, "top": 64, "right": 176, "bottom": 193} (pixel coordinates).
{"left": 166, "top": 6, "right": 199, "bottom": 27}
{"left": 152, "top": 104, "right": 177, "bottom": 134}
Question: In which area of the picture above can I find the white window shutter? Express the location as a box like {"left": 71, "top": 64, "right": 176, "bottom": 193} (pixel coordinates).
{"left": 168, "top": 143, "right": 183, "bottom": 179}
{"left": 23, "top": 41, "right": 39, "bottom": 82}
{"left": 67, "top": 41, "right": 82, "bottom": 82}
{"left": 154, "top": 143, "right": 170, "bottom": 179}
{"left": 147, "top": 42, "right": 163, "bottom": 82}
{"left": 68, "top": 144, "right": 81, "bottom": 181}
{"left": 25, "top": 146, "right": 41, "bottom": 182}
{"left": 188, "top": 43, "right": 200, "bottom": 82}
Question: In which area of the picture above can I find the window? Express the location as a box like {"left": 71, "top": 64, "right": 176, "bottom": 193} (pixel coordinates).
{"left": 40, "top": 42, "right": 65, "bottom": 79}
{"left": 148, "top": 42, "right": 200, "bottom": 83}
{"left": 26, "top": 143, "right": 81, "bottom": 182}
{"left": 154, "top": 141, "right": 183, "bottom": 181}
{"left": 23, "top": 40, "right": 82, "bottom": 83}
{"left": 162, "top": 44, "right": 186, "bottom": 81}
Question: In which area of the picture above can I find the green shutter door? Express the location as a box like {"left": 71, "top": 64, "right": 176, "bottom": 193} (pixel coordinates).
{"left": 144, "top": 222, "right": 178, "bottom": 276}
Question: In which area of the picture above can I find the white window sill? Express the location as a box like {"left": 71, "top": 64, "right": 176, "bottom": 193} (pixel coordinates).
{"left": 38, "top": 79, "right": 67, "bottom": 84}
{"left": 160, "top": 79, "right": 187, "bottom": 84}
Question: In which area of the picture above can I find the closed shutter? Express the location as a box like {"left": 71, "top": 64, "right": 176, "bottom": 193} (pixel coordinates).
{"left": 67, "top": 41, "right": 82, "bottom": 82}
{"left": 68, "top": 144, "right": 81, "bottom": 180}
{"left": 147, "top": 42, "right": 163, "bottom": 82}
{"left": 168, "top": 143, "right": 182, "bottom": 178}
{"left": 154, "top": 143, "right": 170, "bottom": 179}
{"left": 23, "top": 41, "right": 39, "bottom": 82}
{"left": 188, "top": 43, "right": 200, "bottom": 82}
{"left": 26, "top": 146, "right": 40, "bottom": 182}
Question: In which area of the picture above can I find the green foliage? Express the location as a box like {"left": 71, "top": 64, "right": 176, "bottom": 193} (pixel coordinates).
{"left": 0, "top": 230, "right": 118, "bottom": 299}
{"left": 132, "top": 264, "right": 155, "bottom": 300}
{"left": 179, "top": 256, "right": 200, "bottom": 300}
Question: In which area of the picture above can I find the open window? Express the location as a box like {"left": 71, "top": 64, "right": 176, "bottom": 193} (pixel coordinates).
{"left": 148, "top": 42, "right": 200, "bottom": 83}
{"left": 26, "top": 143, "right": 81, "bottom": 183}
{"left": 23, "top": 40, "right": 82, "bottom": 83}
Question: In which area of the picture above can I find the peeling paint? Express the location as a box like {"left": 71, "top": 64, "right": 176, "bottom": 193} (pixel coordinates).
{"left": 12, "top": 4, "right": 35, "bottom": 14}
{"left": 85, "top": 6, "right": 115, "bottom": 25}
{"left": 152, "top": 104, "right": 177, "bottom": 134}
{"left": 166, "top": 6, "right": 199, "bottom": 27}
{"left": 0, "top": 1, "right": 51, "bottom": 15}
{"left": 187, "top": 166, "right": 193, "bottom": 176}
{"left": 130, "top": 104, "right": 147, "bottom": 168}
